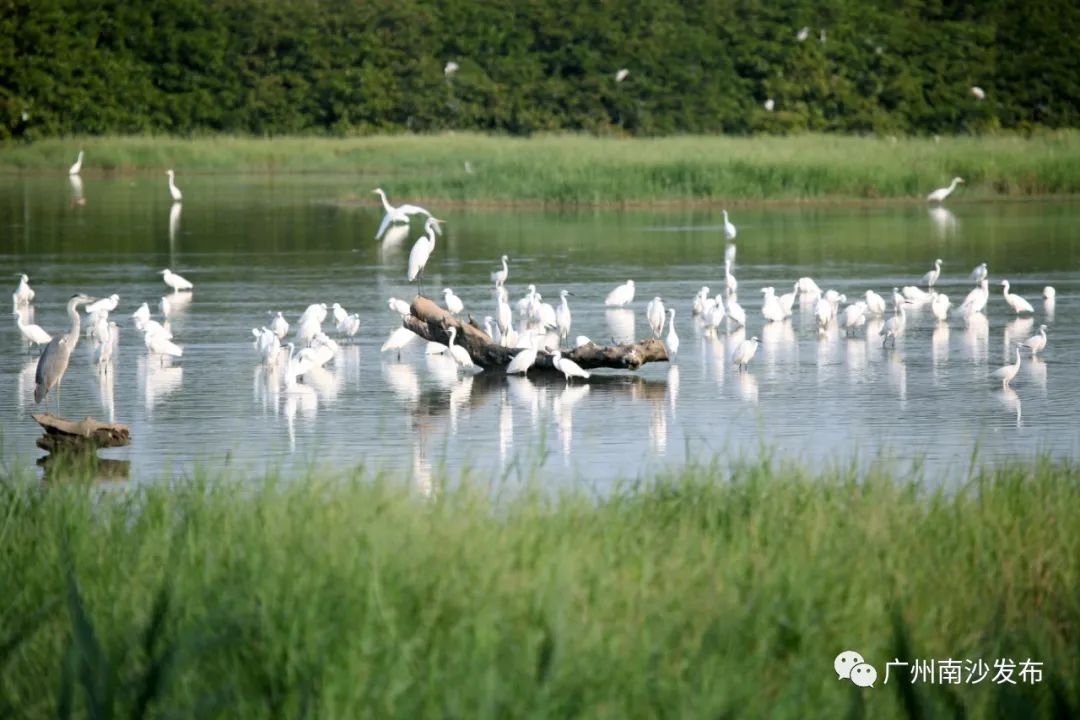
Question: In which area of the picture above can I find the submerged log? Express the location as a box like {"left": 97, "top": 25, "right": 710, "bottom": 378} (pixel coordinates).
{"left": 403, "top": 296, "right": 668, "bottom": 371}
{"left": 32, "top": 414, "right": 131, "bottom": 452}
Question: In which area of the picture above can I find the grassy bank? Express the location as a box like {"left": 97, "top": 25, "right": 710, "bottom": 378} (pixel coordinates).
{"left": 2, "top": 457, "right": 1079, "bottom": 718}
{"left": 2, "top": 133, "right": 1080, "bottom": 204}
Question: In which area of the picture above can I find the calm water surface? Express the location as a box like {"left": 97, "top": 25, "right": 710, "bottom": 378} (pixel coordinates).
{"left": 2, "top": 175, "right": 1079, "bottom": 483}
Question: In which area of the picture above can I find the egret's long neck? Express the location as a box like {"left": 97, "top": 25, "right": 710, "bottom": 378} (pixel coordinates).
{"left": 377, "top": 190, "right": 393, "bottom": 213}
{"left": 168, "top": 175, "right": 178, "bottom": 193}
{"left": 66, "top": 299, "right": 82, "bottom": 345}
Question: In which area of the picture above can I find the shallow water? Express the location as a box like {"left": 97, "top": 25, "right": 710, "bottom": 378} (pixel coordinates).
{"left": 2, "top": 174, "right": 1079, "bottom": 484}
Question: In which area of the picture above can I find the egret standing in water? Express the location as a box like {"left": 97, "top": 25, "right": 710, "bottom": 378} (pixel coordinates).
{"left": 506, "top": 346, "right": 538, "bottom": 376}
{"left": 723, "top": 210, "right": 737, "bottom": 240}
{"left": 1018, "top": 324, "right": 1048, "bottom": 356}
{"left": 165, "top": 169, "right": 183, "bottom": 202}
{"left": 1000, "top": 280, "right": 1034, "bottom": 314}
{"left": 731, "top": 336, "right": 759, "bottom": 371}
{"left": 69, "top": 150, "right": 84, "bottom": 176}
{"left": 604, "top": 280, "right": 635, "bottom": 307}
{"left": 927, "top": 177, "right": 963, "bottom": 203}
{"left": 34, "top": 293, "right": 97, "bottom": 413}
{"left": 920, "top": 259, "right": 943, "bottom": 288}
{"left": 406, "top": 217, "right": 445, "bottom": 294}
{"left": 373, "top": 188, "right": 438, "bottom": 240}
{"left": 646, "top": 297, "right": 666, "bottom": 337}
{"left": 490, "top": 255, "right": 509, "bottom": 287}
{"left": 969, "top": 262, "right": 988, "bottom": 284}
{"left": 13, "top": 273, "right": 35, "bottom": 307}
{"left": 14, "top": 311, "right": 51, "bottom": 348}
{"left": 160, "top": 268, "right": 193, "bottom": 292}
{"left": 992, "top": 347, "right": 1022, "bottom": 388}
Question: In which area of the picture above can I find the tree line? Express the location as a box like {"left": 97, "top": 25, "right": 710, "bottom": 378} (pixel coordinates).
{"left": 1, "top": 0, "right": 1077, "bottom": 140}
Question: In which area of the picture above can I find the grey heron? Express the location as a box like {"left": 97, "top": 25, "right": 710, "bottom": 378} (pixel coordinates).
{"left": 34, "top": 293, "right": 96, "bottom": 413}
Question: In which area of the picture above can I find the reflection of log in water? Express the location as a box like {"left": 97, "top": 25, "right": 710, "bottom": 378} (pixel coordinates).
{"left": 32, "top": 413, "right": 131, "bottom": 480}
{"left": 403, "top": 297, "right": 668, "bottom": 372}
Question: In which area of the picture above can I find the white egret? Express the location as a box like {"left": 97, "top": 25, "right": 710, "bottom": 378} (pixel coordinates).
{"left": 991, "top": 347, "right": 1022, "bottom": 388}
{"left": 298, "top": 303, "right": 328, "bottom": 325}
{"left": 145, "top": 324, "right": 182, "bottom": 361}
{"left": 69, "top": 150, "right": 84, "bottom": 176}
{"left": 646, "top": 297, "right": 666, "bottom": 337}
{"left": 960, "top": 279, "right": 989, "bottom": 316}
{"left": 1000, "top": 280, "right": 1034, "bottom": 314}
{"left": 731, "top": 336, "right": 759, "bottom": 371}
{"left": 14, "top": 311, "right": 51, "bottom": 347}
{"left": 779, "top": 284, "right": 799, "bottom": 316}
{"left": 704, "top": 298, "right": 725, "bottom": 331}
{"left": 388, "top": 297, "right": 411, "bottom": 316}
{"left": 132, "top": 302, "right": 151, "bottom": 330}
{"left": 440, "top": 288, "right": 463, "bottom": 315}
{"left": 880, "top": 304, "right": 907, "bottom": 347}
{"left": 927, "top": 177, "right": 963, "bottom": 203}
{"left": 331, "top": 302, "right": 348, "bottom": 326}
{"left": 931, "top": 292, "right": 951, "bottom": 321}
{"left": 556, "top": 290, "right": 572, "bottom": 341}
{"left": 35, "top": 294, "right": 97, "bottom": 411}
{"left": 892, "top": 287, "right": 905, "bottom": 312}
{"left": 971, "top": 86, "right": 986, "bottom": 100}
{"left": 553, "top": 351, "right": 590, "bottom": 382}
{"left": 165, "top": 169, "right": 182, "bottom": 202}
{"left": 726, "top": 297, "right": 746, "bottom": 328}
{"left": 574, "top": 335, "right": 592, "bottom": 348}
{"left": 490, "top": 255, "right": 509, "bottom": 286}
{"left": 840, "top": 302, "right": 867, "bottom": 335}
{"left": 761, "top": 287, "right": 785, "bottom": 322}
{"left": 796, "top": 26, "right": 810, "bottom": 41}
{"left": 615, "top": 68, "right": 629, "bottom": 82}
{"left": 271, "top": 311, "right": 289, "bottom": 339}
{"left": 902, "top": 285, "right": 933, "bottom": 305}
{"left": 160, "top": 268, "right": 193, "bottom": 291}
{"left": 1043, "top": 286, "right": 1056, "bottom": 299}
{"left": 1018, "top": 325, "right": 1048, "bottom": 356}
{"left": 506, "top": 347, "right": 538, "bottom": 375}
{"left": 764, "top": 98, "right": 775, "bottom": 112}
{"left": 692, "top": 287, "right": 710, "bottom": 316}
{"left": 604, "top": 279, "right": 635, "bottom": 307}
{"left": 864, "top": 290, "right": 887, "bottom": 315}
{"left": 722, "top": 210, "right": 736, "bottom": 240}
{"left": 920, "top": 259, "right": 943, "bottom": 288}
{"left": 665, "top": 309, "right": 679, "bottom": 357}
{"left": 969, "top": 262, "right": 988, "bottom": 284}
{"left": 445, "top": 327, "right": 475, "bottom": 369}
{"left": 85, "top": 293, "right": 119, "bottom": 315}
{"left": 13, "top": 273, "right": 35, "bottom": 307}
{"left": 381, "top": 327, "right": 418, "bottom": 358}
{"left": 444, "top": 61, "right": 460, "bottom": 77}
{"left": 496, "top": 296, "right": 512, "bottom": 337}
{"left": 797, "top": 277, "right": 822, "bottom": 297}
{"left": 516, "top": 285, "right": 537, "bottom": 318}
{"left": 815, "top": 296, "right": 833, "bottom": 330}
{"left": 483, "top": 316, "right": 497, "bottom": 342}
{"left": 724, "top": 259, "right": 738, "bottom": 296}
{"left": 339, "top": 313, "right": 360, "bottom": 337}
{"left": 535, "top": 295, "right": 557, "bottom": 329}
{"left": 88, "top": 310, "right": 109, "bottom": 344}
{"left": 406, "top": 217, "right": 444, "bottom": 292}
{"left": 373, "top": 188, "right": 438, "bottom": 240}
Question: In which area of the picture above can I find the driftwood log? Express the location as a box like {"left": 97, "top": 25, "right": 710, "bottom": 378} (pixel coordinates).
{"left": 32, "top": 414, "right": 130, "bottom": 452}
{"left": 403, "top": 296, "right": 669, "bottom": 371}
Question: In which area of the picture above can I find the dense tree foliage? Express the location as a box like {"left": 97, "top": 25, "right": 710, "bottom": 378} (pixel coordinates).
{"left": 1, "top": 0, "right": 1077, "bottom": 139}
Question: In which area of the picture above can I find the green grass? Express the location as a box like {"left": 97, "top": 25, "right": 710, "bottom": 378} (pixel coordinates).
{"left": 3, "top": 133, "right": 1080, "bottom": 204}
{"left": 2, "top": 455, "right": 1079, "bottom": 718}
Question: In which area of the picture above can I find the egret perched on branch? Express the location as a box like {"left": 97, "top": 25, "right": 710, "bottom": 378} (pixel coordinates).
{"left": 165, "top": 169, "right": 183, "bottom": 202}
{"left": 406, "top": 217, "right": 444, "bottom": 293}
{"left": 445, "top": 327, "right": 475, "bottom": 370}
{"left": 373, "top": 188, "right": 439, "bottom": 240}
{"left": 160, "top": 269, "right": 193, "bottom": 292}
{"left": 442, "top": 288, "right": 464, "bottom": 315}
{"left": 665, "top": 309, "right": 679, "bottom": 357}
{"left": 69, "top": 150, "right": 84, "bottom": 176}
{"left": 553, "top": 351, "right": 590, "bottom": 382}
{"left": 927, "top": 177, "right": 963, "bottom": 203}
{"left": 34, "top": 293, "right": 97, "bottom": 412}
{"left": 556, "top": 290, "right": 573, "bottom": 342}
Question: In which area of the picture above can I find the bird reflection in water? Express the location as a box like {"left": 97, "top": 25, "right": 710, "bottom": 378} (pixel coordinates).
{"left": 996, "top": 387, "right": 1022, "bottom": 428}
{"left": 68, "top": 175, "right": 85, "bottom": 207}
{"left": 554, "top": 383, "right": 589, "bottom": 462}
{"left": 604, "top": 308, "right": 635, "bottom": 344}
{"left": 139, "top": 355, "right": 183, "bottom": 417}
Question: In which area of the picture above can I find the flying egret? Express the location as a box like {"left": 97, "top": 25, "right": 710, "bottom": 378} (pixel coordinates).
{"left": 553, "top": 351, "right": 590, "bottom": 382}
{"left": 969, "top": 263, "right": 988, "bottom": 284}
{"left": 442, "top": 288, "right": 464, "bottom": 315}
{"left": 864, "top": 290, "right": 887, "bottom": 315}
{"left": 85, "top": 294, "right": 119, "bottom": 315}
{"left": 445, "top": 327, "right": 475, "bottom": 369}
{"left": 1018, "top": 324, "right": 1048, "bottom": 356}
{"left": 34, "top": 293, "right": 96, "bottom": 412}
{"left": 13, "top": 273, "right": 35, "bottom": 307}
{"left": 1000, "top": 280, "right": 1034, "bottom": 314}
{"left": 646, "top": 297, "right": 666, "bottom": 337}
{"left": 271, "top": 311, "right": 289, "bottom": 339}
{"left": 992, "top": 347, "right": 1022, "bottom": 388}
{"left": 880, "top": 304, "right": 907, "bottom": 347}
{"left": 160, "top": 268, "right": 193, "bottom": 292}
{"left": 920, "top": 259, "right": 943, "bottom": 288}
{"left": 373, "top": 188, "right": 438, "bottom": 240}
{"left": 556, "top": 290, "right": 572, "bottom": 341}
{"left": 165, "top": 169, "right": 182, "bottom": 202}
{"left": 69, "top": 150, "right": 84, "bottom": 176}
{"left": 927, "top": 177, "right": 963, "bottom": 203}
{"left": 931, "top": 292, "right": 951, "bottom": 321}
{"left": 605, "top": 280, "right": 635, "bottom": 307}
{"left": 665, "top": 309, "right": 679, "bottom": 357}
{"left": 406, "top": 217, "right": 444, "bottom": 293}
{"left": 490, "top": 255, "right": 509, "bottom": 286}
{"left": 14, "top": 311, "right": 51, "bottom": 347}
{"left": 722, "top": 210, "right": 736, "bottom": 240}
{"left": 731, "top": 336, "right": 759, "bottom": 371}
